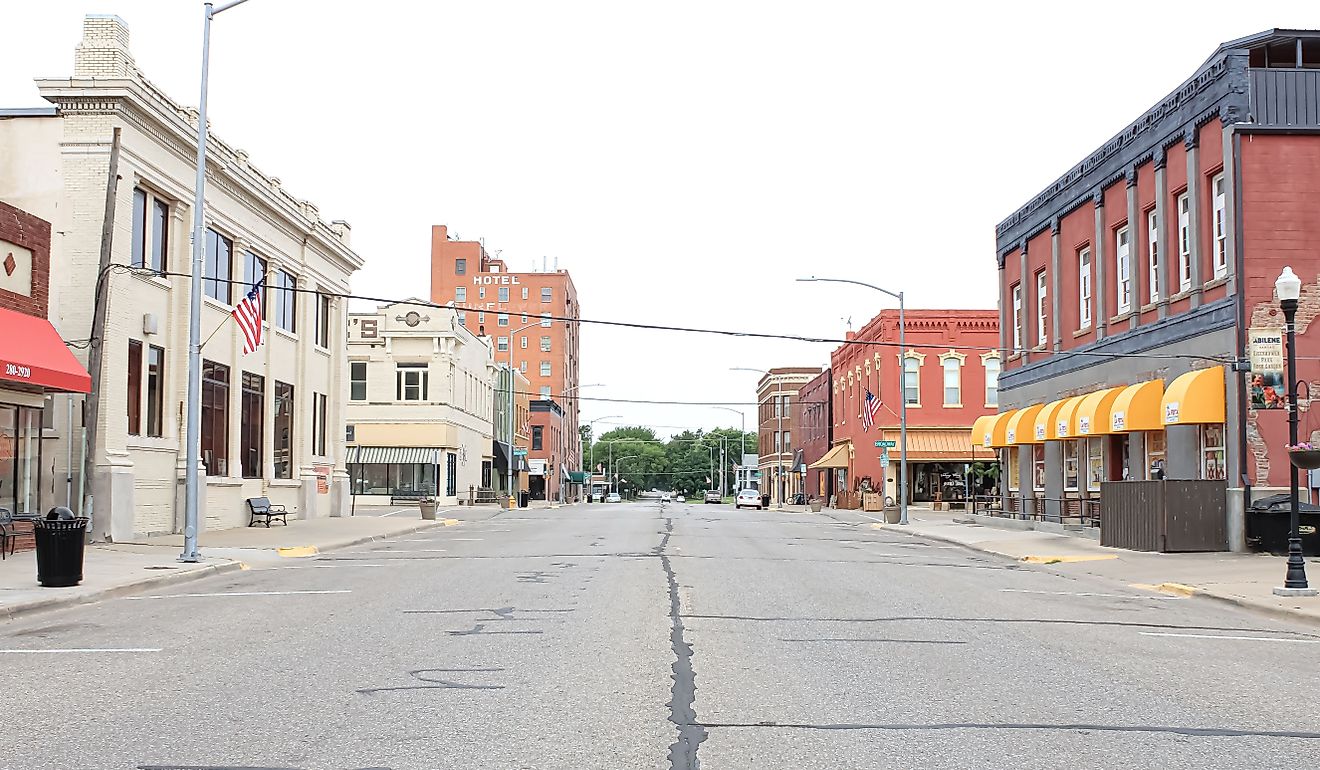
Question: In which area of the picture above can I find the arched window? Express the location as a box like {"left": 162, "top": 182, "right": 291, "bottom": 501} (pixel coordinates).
{"left": 903, "top": 357, "right": 920, "bottom": 405}
{"left": 942, "top": 357, "right": 961, "bottom": 406}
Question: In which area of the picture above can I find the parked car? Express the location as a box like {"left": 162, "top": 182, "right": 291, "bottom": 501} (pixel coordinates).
{"left": 675, "top": 495, "right": 686, "bottom": 503}
{"left": 736, "top": 489, "right": 762, "bottom": 509}
{"left": 661, "top": 493, "right": 671, "bottom": 502}
{"left": 606, "top": 492, "right": 622, "bottom": 503}
{"left": 704, "top": 490, "right": 722, "bottom": 504}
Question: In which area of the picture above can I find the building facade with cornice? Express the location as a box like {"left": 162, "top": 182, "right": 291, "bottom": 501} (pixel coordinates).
{"left": 987, "top": 30, "right": 1320, "bottom": 543}
{"left": 823, "top": 310, "right": 1000, "bottom": 509}
{"left": 0, "top": 15, "right": 363, "bottom": 540}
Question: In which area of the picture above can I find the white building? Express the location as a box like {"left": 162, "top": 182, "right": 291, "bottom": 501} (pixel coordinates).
{"left": 0, "top": 16, "right": 363, "bottom": 540}
{"left": 345, "top": 301, "right": 498, "bottom": 505}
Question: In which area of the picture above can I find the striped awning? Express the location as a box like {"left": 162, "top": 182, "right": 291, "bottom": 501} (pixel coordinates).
{"left": 346, "top": 446, "right": 444, "bottom": 464}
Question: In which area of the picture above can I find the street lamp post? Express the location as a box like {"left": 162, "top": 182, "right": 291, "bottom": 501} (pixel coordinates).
{"left": 1273, "top": 267, "right": 1315, "bottom": 596}
{"left": 503, "top": 321, "right": 543, "bottom": 507}
{"left": 587, "top": 414, "right": 622, "bottom": 475}
{"left": 712, "top": 405, "right": 746, "bottom": 493}
{"left": 613, "top": 455, "right": 639, "bottom": 496}
{"left": 181, "top": 0, "right": 253, "bottom": 563}
{"left": 731, "top": 367, "right": 784, "bottom": 509}
{"left": 558, "top": 383, "right": 604, "bottom": 503}
{"left": 798, "top": 276, "right": 908, "bottom": 526}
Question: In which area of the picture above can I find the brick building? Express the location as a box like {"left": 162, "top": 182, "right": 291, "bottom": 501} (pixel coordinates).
{"left": 0, "top": 16, "right": 361, "bottom": 540}
{"left": 821, "top": 310, "right": 1000, "bottom": 507}
{"left": 988, "top": 29, "right": 1320, "bottom": 541}
{"left": 0, "top": 200, "right": 91, "bottom": 551}
{"left": 430, "top": 225, "right": 582, "bottom": 500}
{"left": 796, "top": 369, "right": 833, "bottom": 501}
{"left": 754, "top": 367, "right": 820, "bottom": 505}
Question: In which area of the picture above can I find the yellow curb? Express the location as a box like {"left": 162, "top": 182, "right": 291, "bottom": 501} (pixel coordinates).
{"left": 276, "top": 545, "right": 319, "bottom": 558}
{"left": 238, "top": 562, "right": 251, "bottom": 571}
{"left": 870, "top": 523, "right": 886, "bottom": 529}
{"left": 441, "top": 518, "right": 460, "bottom": 527}
{"left": 1131, "top": 581, "right": 1199, "bottom": 597}
{"left": 1021, "top": 554, "right": 1119, "bottom": 564}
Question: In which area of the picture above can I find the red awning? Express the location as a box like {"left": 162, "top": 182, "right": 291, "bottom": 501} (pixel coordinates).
{"left": 0, "top": 307, "right": 91, "bottom": 393}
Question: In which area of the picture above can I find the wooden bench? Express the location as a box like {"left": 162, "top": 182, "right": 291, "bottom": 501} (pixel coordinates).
{"left": 246, "top": 497, "right": 290, "bottom": 528}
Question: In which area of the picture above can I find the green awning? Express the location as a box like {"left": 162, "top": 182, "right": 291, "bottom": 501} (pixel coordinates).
{"left": 567, "top": 471, "right": 588, "bottom": 483}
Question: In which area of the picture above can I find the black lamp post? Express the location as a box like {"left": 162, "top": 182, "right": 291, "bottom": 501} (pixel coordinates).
{"left": 1274, "top": 266, "right": 1314, "bottom": 596}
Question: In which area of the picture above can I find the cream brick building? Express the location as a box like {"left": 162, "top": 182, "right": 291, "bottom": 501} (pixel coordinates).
{"left": 0, "top": 15, "right": 363, "bottom": 540}
{"left": 345, "top": 301, "right": 497, "bottom": 505}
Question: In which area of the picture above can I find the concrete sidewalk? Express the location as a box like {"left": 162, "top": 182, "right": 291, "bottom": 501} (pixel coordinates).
{"left": 0, "top": 507, "right": 500, "bottom": 623}
{"left": 836, "top": 507, "right": 1320, "bottom": 626}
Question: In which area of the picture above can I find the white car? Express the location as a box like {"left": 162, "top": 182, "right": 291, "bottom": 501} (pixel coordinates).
{"left": 606, "top": 492, "right": 622, "bottom": 503}
{"left": 675, "top": 495, "right": 685, "bottom": 503}
{"left": 735, "top": 489, "right": 762, "bottom": 509}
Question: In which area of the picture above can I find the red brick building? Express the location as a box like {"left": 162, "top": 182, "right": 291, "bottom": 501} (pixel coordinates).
{"left": 824, "top": 309, "right": 1000, "bottom": 507}
{"left": 989, "top": 30, "right": 1320, "bottom": 540}
{"left": 796, "top": 369, "right": 833, "bottom": 501}
{"left": 429, "top": 225, "right": 582, "bottom": 499}
{"left": 754, "top": 367, "right": 820, "bottom": 505}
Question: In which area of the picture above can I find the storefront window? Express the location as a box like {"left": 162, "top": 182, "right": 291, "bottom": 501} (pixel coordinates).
{"left": 1032, "top": 444, "right": 1045, "bottom": 490}
{"left": 1007, "top": 449, "right": 1020, "bottom": 491}
{"left": 1147, "top": 431, "right": 1167, "bottom": 480}
{"left": 0, "top": 405, "right": 43, "bottom": 516}
{"left": 1063, "top": 441, "right": 1079, "bottom": 490}
{"left": 1088, "top": 438, "right": 1104, "bottom": 489}
{"left": 1202, "top": 424, "right": 1226, "bottom": 480}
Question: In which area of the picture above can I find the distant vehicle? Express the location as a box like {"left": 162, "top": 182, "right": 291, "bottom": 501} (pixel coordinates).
{"left": 591, "top": 492, "right": 605, "bottom": 503}
{"left": 704, "top": 490, "right": 722, "bottom": 504}
{"left": 606, "top": 492, "right": 622, "bottom": 503}
{"left": 675, "top": 495, "right": 686, "bottom": 503}
{"left": 736, "top": 489, "right": 762, "bottom": 509}
{"left": 661, "top": 493, "right": 671, "bottom": 502}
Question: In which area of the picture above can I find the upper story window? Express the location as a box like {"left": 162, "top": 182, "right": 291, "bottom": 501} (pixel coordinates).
{"left": 1078, "top": 247, "right": 1092, "bottom": 329}
{"left": 1147, "top": 210, "right": 1160, "bottom": 303}
{"left": 942, "top": 357, "right": 962, "bottom": 406}
{"left": 1035, "top": 270, "right": 1048, "bottom": 346}
{"left": 131, "top": 188, "right": 170, "bottom": 273}
{"left": 243, "top": 251, "right": 267, "bottom": 320}
{"left": 315, "top": 293, "right": 332, "bottom": 348}
{"left": 396, "top": 363, "right": 429, "bottom": 401}
{"left": 1012, "top": 283, "right": 1022, "bottom": 353}
{"left": 1116, "top": 226, "right": 1131, "bottom": 314}
{"left": 499, "top": 287, "right": 510, "bottom": 303}
{"left": 497, "top": 337, "right": 509, "bottom": 352}
{"left": 1212, "top": 173, "right": 1227, "bottom": 279}
{"left": 541, "top": 287, "right": 552, "bottom": 303}
{"left": 204, "top": 229, "right": 232, "bottom": 304}
{"left": 272, "top": 269, "right": 297, "bottom": 333}
{"left": 456, "top": 310, "right": 466, "bottom": 327}
{"left": 1177, "top": 192, "right": 1192, "bottom": 292}
{"left": 455, "top": 287, "right": 467, "bottom": 303}
{"left": 522, "top": 287, "right": 529, "bottom": 300}
{"left": 498, "top": 313, "right": 509, "bottom": 327}
{"left": 350, "top": 361, "right": 367, "bottom": 400}
{"left": 539, "top": 385, "right": 551, "bottom": 397}
{"left": 540, "top": 336, "right": 551, "bottom": 352}
{"left": 455, "top": 259, "right": 466, "bottom": 275}
{"left": 540, "top": 313, "right": 552, "bottom": 328}
{"left": 478, "top": 286, "right": 486, "bottom": 299}
{"left": 983, "top": 355, "right": 1000, "bottom": 407}
{"left": 540, "top": 361, "right": 552, "bottom": 377}
{"left": 903, "top": 356, "right": 920, "bottom": 405}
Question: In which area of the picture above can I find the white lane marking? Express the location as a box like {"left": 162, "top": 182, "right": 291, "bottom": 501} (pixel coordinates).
{"left": 1000, "top": 588, "right": 1173, "bottom": 600}
{"left": 379, "top": 508, "right": 412, "bottom": 517}
{"left": 127, "top": 590, "right": 352, "bottom": 600}
{"left": 369, "top": 549, "right": 447, "bottom": 553}
{"left": 449, "top": 538, "right": 484, "bottom": 541}
{"left": 0, "top": 647, "right": 162, "bottom": 654}
{"left": 1140, "top": 632, "right": 1320, "bottom": 644}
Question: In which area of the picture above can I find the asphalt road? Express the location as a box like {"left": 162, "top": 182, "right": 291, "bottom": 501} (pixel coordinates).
{"left": 4, "top": 500, "right": 1320, "bottom": 769}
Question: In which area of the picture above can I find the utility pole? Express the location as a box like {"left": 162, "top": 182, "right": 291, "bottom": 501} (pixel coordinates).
{"left": 84, "top": 126, "right": 121, "bottom": 540}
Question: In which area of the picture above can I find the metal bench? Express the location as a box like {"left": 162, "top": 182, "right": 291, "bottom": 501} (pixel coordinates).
{"left": 246, "top": 497, "right": 290, "bottom": 528}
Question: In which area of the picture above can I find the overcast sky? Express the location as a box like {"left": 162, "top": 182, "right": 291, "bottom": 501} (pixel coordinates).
{"left": 4, "top": 1, "right": 1317, "bottom": 440}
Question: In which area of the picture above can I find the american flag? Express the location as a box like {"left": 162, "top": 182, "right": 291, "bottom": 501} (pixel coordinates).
{"left": 232, "top": 286, "right": 263, "bottom": 355}
{"left": 861, "top": 389, "right": 881, "bottom": 432}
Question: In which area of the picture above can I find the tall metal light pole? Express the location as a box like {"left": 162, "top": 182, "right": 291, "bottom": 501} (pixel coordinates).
{"left": 181, "top": 0, "right": 253, "bottom": 563}
{"left": 712, "top": 405, "right": 745, "bottom": 492}
{"left": 613, "top": 454, "right": 638, "bottom": 495}
{"left": 798, "top": 277, "right": 908, "bottom": 525}
{"left": 558, "top": 382, "right": 603, "bottom": 502}
{"left": 731, "top": 367, "right": 784, "bottom": 509}
{"left": 1273, "top": 267, "right": 1314, "bottom": 596}
{"left": 587, "top": 414, "right": 622, "bottom": 475}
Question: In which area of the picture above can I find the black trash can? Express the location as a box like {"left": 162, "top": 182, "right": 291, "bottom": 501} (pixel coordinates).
{"left": 34, "top": 511, "right": 89, "bottom": 588}
{"left": 1247, "top": 494, "right": 1320, "bottom": 556}
{"left": 519, "top": 491, "right": 530, "bottom": 509}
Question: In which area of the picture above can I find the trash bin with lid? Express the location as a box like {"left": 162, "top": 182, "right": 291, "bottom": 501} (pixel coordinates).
{"left": 33, "top": 507, "right": 88, "bottom": 588}
{"left": 519, "top": 491, "right": 530, "bottom": 508}
{"left": 1247, "top": 493, "right": 1320, "bottom": 556}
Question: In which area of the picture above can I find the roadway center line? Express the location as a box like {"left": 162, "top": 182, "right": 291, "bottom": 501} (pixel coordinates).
{"left": 127, "top": 590, "right": 352, "bottom": 600}
{"left": 1140, "top": 632, "right": 1320, "bottom": 644}
{"left": 0, "top": 647, "right": 162, "bottom": 654}
{"left": 1001, "top": 588, "right": 1174, "bottom": 600}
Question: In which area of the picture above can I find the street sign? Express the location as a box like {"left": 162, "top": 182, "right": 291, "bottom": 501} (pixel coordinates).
{"left": 513, "top": 449, "right": 528, "bottom": 457}
{"left": 874, "top": 440, "right": 897, "bottom": 448}
{"left": 880, "top": 450, "right": 889, "bottom": 467}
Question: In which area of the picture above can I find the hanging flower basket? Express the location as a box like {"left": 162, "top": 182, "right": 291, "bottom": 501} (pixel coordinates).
{"left": 1286, "top": 443, "right": 1320, "bottom": 470}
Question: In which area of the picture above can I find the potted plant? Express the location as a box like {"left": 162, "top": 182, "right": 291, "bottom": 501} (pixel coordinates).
{"left": 418, "top": 484, "right": 438, "bottom": 520}
{"left": 1287, "top": 442, "right": 1320, "bottom": 470}
{"left": 809, "top": 496, "right": 823, "bottom": 513}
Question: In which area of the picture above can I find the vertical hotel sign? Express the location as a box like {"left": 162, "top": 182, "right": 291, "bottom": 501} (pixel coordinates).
{"left": 1248, "top": 327, "right": 1286, "bottom": 410}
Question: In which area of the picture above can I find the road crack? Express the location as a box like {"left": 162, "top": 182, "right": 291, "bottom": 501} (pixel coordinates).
{"left": 660, "top": 515, "right": 706, "bottom": 769}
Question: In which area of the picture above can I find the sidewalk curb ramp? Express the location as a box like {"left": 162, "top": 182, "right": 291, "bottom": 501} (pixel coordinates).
{"left": 0, "top": 519, "right": 456, "bottom": 624}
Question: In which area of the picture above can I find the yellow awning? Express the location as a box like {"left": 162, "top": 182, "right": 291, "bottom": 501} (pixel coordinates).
{"left": 1007, "top": 403, "right": 1044, "bottom": 444}
{"left": 1075, "top": 387, "right": 1123, "bottom": 436}
{"left": 1161, "top": 366, "right": 1226, "bottom": 425}
{"left": 1110, "top": 379, "right": 1164, "bottom": 432}
{"left": 986, "top": 410, "right": 1017, "bottom": 448}
{"left": 809, "top": 441, "right": 852, "bottom": 469}
{"left": 1033, "top": 398, "right": 1070, "bottom": 441}
{"left": 971, "top": 415, "right": 995, "bottom": 448}
{"left": 1054, "top": 395, "right": 1088, "bottom": 439}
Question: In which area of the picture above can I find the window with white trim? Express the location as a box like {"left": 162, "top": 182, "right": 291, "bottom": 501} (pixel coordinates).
{"left": 540, "top": 336, "right": 551, "bottom": 352}
{"left": 498, "top": 286, "right": 510, "bottom": 303}
{"left": 540, "top": 361, "right": 551, "bottom": 377}
{"left": 540, "top": 313, "right": 551, "bottom": 328}
{"left": 396, "top": 363, "right": 428, "bottom": 401}
{"left": 541, "top": 287, "right": 552, "bottom": 303}
{"left": 1147, "top": 209, "right": 1160, "bottom": 303}
{"left": 984, "top": 357, "right": 1000, "bottom": 407}
{"left": 1116, "top": 226, "right": 1131, "bottom": 313}
{"left": 539, "top": 385, "right": 551, "bottom": 397}
{"left": 520, "top": 335, "right": 528, "bottom": 349}
{"left": 1177, "top": 192, "right": 1192, "bottom": 291}
{"left": 1035, "top": 270, "right": 1048, "bottom": 346}
{"left": 942, "top": 357, "right": 961, "bottom": 406}
{"left": 1012, "top": 284, "right": 1022, "bottom": 353}
{"left": 903, "top": 357, "right": 920, "bottom": 405}
{"left": 455, "top": 286, "right": 466, "bottom": 303}
{"left": 1212, "top": 173, "right": 1227, "bottom": 279}
{"left": 497, "top": 337, "right": 508, "bottom": 352}
{"left": 498, "top": 313, "right": 509, "bottom": 327}
{"left": 1063, "top": 440, "right": 1079, "bottom": 491}
{"left": 1078, "top": 247, "right": 1092, "bottom": 329}
{"left": 522, "top": 287, "right": 529, "bottom": 300}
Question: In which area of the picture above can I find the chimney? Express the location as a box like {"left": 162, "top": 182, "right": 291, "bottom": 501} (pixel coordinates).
{"left": 74, "top": 15, "right": 136, "bottom": 78}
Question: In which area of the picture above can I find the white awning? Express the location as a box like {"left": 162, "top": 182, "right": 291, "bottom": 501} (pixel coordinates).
{"left": 347, "top": 446, "right": 444, "bottom": 464}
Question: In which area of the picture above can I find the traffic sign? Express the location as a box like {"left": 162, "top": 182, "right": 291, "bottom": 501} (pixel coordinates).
{"left": 874, "top": 440, "right": 897, "bottom": 448}
{"left": 513, "top": 449, "right": 528, "bottom": 456}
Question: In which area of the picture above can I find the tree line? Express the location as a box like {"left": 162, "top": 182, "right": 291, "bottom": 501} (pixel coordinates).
{"left": 580, "top": 425, "right": 759, "bottom": 496}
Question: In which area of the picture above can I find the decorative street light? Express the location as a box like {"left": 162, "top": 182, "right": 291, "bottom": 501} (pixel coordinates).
{"left": 797, "top": 276, "right": 908, "bottom": 526}
{"left": 1273, "top": 266, "right": 1315, "bottom": 596}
